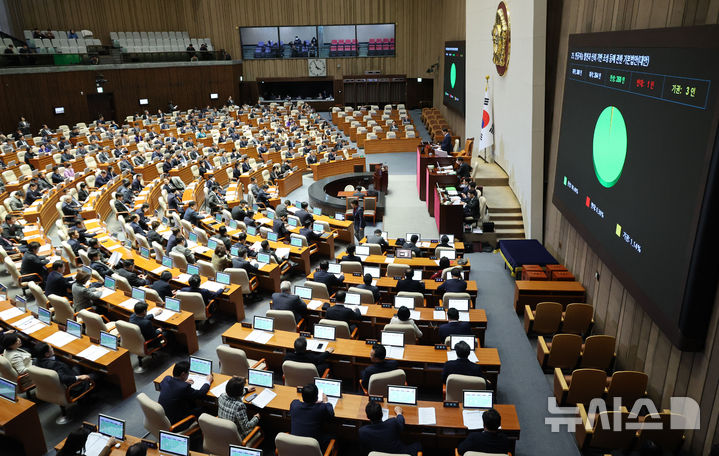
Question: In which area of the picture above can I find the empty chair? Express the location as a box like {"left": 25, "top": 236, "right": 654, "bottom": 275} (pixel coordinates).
{"left": 282, "top": 360, "right": 327, "bottom": 387}
{"left": 304, "top": 280, "right": 330, "bottom": 300}
{"left": 579, "top": 335, "right": 616, "bottom": 371}
{"left": 636, "top": 410, "right": 686, "bottom": 453}
{"left": 169, "top": 251, "right": 188, "bottom": 271}
{"left": 26, "top": 365, "right": 95, "bottom": 424}
{"left": 561, "top": 303, "right": 594, "bottom": 335}
{"left": 339, "top": 260, "right": 362, "bottom": 274}
{"left": 115, "top": 320, "right": 167, "bottom": 373}
{"left": 28, "top": 280, "right": 49, "bottom": 309}
{"left": 575, "top": 405, "right": 634, "bottom": 451}
{"left": 362, "top": 243, "right": 382, "bottom": 255}
{"left": 275, "top": 432, "right": 337, "bottom": 456}
{"left": 198, "top": 413, "right": 263, "bottom": 456}
{"left": 48, "top": 294, "right": 75, "bottom": 324}
{"left": 553, "top": 367, "right": 607, "bottom": 406}
{"left": 536, "top": 333, "right": 583, "bottom": 370}
{"left": 524, "top": 302, "right": 563, "bottom": 335}
{"left": 225, "top": 268, "right": 259, "bottom": 296}
{"left": 606, "top": 370, "right": 648, "bottom": 406}
{"left": 4, "top": 256, "right": 42, "bottom": 293}
{"left": 197, "top": 259, "right": 216, "bottom": 277}
{"left": 136, "top": 392, "right": 199, "bottom": 438}
{"left": 176, "top": 291, "right": 213, "bottom": 322}
{"left": 318, "top": 318, "right": 356, "bottom": 339}
{"left": 367, "top": 369, "right": 406, "bottom": 396}
{"left": 267, "top": 309, "right": 301, "bottom": 332}
{"left": 387, "top": 263, "right": 410, "bottom": 277}
{"left": 444, "top": 374, "right": 487, "bottom": 402}
{"left": 77, "top": 309, "right": 117, "bottom": 340}
{"left": 216, "top": 345, "right": 265, "bottom": 377}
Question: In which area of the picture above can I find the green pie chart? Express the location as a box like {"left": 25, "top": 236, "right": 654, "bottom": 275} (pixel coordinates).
{"left": 593, "top": 106, "right": 627, "bottom": 188}
{"left": 450, "top": 63, "right": 457, "bottom": 88}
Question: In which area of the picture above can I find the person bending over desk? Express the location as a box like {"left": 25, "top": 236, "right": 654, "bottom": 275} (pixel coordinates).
{"left": 290, "top": 382, "right": 334, "bottom": 450}
{"left": 457, "top": 408, "right": 512, "bottom": 455}
{"left": 360, "top": 401, "right": 421, "bottom": 456}
{"left": 442, "top": 340, "right": 485, "bottom": 383}
{"left": 180, "top": 274, "right": 225, "bottom": 307}
{"left": 438, "top": 268, "right": 468, "bottom": 294}
{"left": 158, "top": 360, "right": 213, "bottom": 426}
{"left": 314, "top": 260, "right": 345, "bottom": 291}
{"left": 360, "top": 344, "right": 399, "bottom": 389}
{"left": 390, "top": 305, "right": 423, "bottom": 339}
{"left": 150, "top": 271, "right": 174, "bottom": 301}
{"left": 439, "top": 307, "right": 473, "bottom": 340}
{"left": 396, "top": 268, "right": 425, "bottom": 293}
{"left": 56, "top": 427, "right": 116, "bottom": 456}
{"left": 366, "top": 228, "right": 389, "bottom": 253}
{"left": 116, "top": 259, "right": 151, "bottom": 287}
{"left": 284, "top": 336, "right": 335, "bottom": 375}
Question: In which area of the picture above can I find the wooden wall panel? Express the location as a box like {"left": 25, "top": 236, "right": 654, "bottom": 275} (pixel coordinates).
{"left": 544, "top": 0, "right": 719, "bottom": 453}
{"left": 0, "top": 63, "right": 241, "bottom": 131}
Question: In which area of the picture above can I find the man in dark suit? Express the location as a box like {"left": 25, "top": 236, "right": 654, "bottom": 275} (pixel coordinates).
{"left": 129, "top": 302, "right": 165, "bottom": 346}
{"left": 351, "top": 199, "right": 365, "bottom": 242}
{"left": 395, "top": 268, "right": 425, "bottom": 293}
{"left": 35, "top": 343, "right": 94, "bottom": 394}
{"left": 299, "top": 220, "right": 320, "bottom": 244}
{"left": 24, "top": 183, "right": 41, "bottom": 205}
{"left": 366, "top": 229, "right": 389, "bottom": 253}
{"left": 295, "top": 202, "right": 314, "bottom": 226}
{"left": 231, "top": 203, "right": 247, "bottom": 221}
{"left": 89, "top": 249, "right": 113, "bottom": 278}
{"left": 146, "top": 220, "right": 164, "bottom": 247}
{"left": 359, "top": 401, "right": 421, "bottom": 455}
{"left": 440, "top": 128, "right": 452, "bottom": 153}
{"left": 272, "top": 214, "right": 290, "bottom": 239}
{"left": 94, "top": 170, "right": 110, "bottom": 187}
{"left": 402, "top": 234, "right": 422, "bottom": 258}
{"left": 180, "top": 274, "right": 225, "bottom": 307}
{"left": 284, "top": 337, "right": 334, "bottom": 374}
{"left": 356, "top": 273, "right": 380, "bottom": 302}
{"left": 272, "top": 280, "right": 307, "bottom": 323}
{"left": 182, "top": 201, "right": 201, "bottom": 225}
{"left": 150, "top": 271, "right": 174, "bottom": 301}
{"left": 20, "top": 241, "right": 49, "bottom": 282}
{"left": 342, "top": 245, "right": 363, "bottom": 263}
{"left": 289, "top": 383, "right": 334, "bottom": 449}
{"left": 360, "top": 344, "right": 399, "bottom": 389}
{"left": 116, "top": 259, "right": 150, "bottom": 287}
{"left": 464, "top": 190, "right": 479, "bottom": 219}
{"left": 322, "top": 291, "right": 361, "bottom": 330}
{"left": 1, "top": 215, "right": 24, "bottom": 242}
{"left": 457, "top": 408, "right": 513, "bottom": 455}
{"left": 231, "top": 247, "right": 259, "bottom": 276}
{"left": 129, "top": 214, "right": 146, "bottom": 236}
{"left": 158, "top": 360, "right": 212, "bottom": 426}
{"left": 438, "top": 268, "right": 468, "bottom": 294}
{"left": 168, "top": 190, "right": 182, "bottom": 213}
{"left": 45, "top": 261, "right": 71, "bottom": 298}
{"left": 439, "top": 307, "right": 473, "bottom": 340}
{"left": 314, "top": 261, "right": 345, "bottom": 291}
{"left": 442, "top": 340, "right": 484, "bottom": 382}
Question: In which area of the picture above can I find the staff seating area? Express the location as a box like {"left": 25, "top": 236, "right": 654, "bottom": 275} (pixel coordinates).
{"left": 110, "top": 31, "right": 213, "bottom": 53}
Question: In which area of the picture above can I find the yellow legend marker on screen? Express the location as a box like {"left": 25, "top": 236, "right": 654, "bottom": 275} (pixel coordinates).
{"left": 616, "top": 224, "right": 622, "bottom": 236}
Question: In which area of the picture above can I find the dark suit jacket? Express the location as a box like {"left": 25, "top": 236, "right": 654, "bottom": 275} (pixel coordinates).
{"left": 183, "top": 208, "right": 200, "bottom": 225}
{"left": 438, "top": 278, "right": 468, "bottom": 294}
{"left": 129, "top": 313, "right": 158, "bottom": 341}
{"left": 150, "top": 279, "right": 173, "bottom": 301}
{"left": 295, "top": 209, "right": 313, "bottom": 226}
{"left": 438, "top": 321, "right": 473, "bottom": 341}
{"left": 299, "top": 227, "right": 320, "bottom": 243}
{"left": 117, "top": 268, "right": 149, "bottom": 287}
{"left": 147, "top": 230, "right": 164, "bottom": 247}
{"left": 158, "top": 375, "right": 210, "bottom": 424}
{"left": 273, "top": 219, "right": 289, "bottom": 238}
{"left": 457, "top": 163, "right": 472, "bottom": 179}
{"left": 457, "top": 430, "right": 513, "bottom": 455}
{"left": 441, "top": 133, "right": 452, "bottom": 152}
{"left": 284, "top": 351, "right": 330, "bottom": 370}
{"left": 323, "top": 304, "right": 361, "bottom": 326}
{"left": 313, "top": 270, "right": 344, "bottom": 289}
{"left": 37, "top": 357, "right": 79, "bottom": 386}
{"left": 289, "top": 399, "right": 334, "bottom": 443}
{"left": 91, "top": 261, "right": 113, "bottom": 278}
{"left": 21, "top": 252, "right": 48, "bottom": 280}
{"left": 45, "top": 270, "right": 71, "bottom": 298}
{"left": 361, "top": 359, "right": 399, "bottom": 387}
{"left": 272, "top": 292, "right": 307, "bottom": 322}
{"left": 359, "top": 415, "right": 420, "bottom": 455}
{"left": 356, "top": 283, "right": 380, "bottom": 302}
{"left": 231, "top": 257, "right": 259, "bottom": 276}
{"left": 442, "top": 358, "right": 485, "bottom": 382}
{"left": 395, "top": 278, "right": 425, "bottom": 293}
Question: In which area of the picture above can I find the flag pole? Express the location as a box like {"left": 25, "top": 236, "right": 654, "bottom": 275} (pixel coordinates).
{"left": 483, "top": 75, "right": 490, "bottom": 162}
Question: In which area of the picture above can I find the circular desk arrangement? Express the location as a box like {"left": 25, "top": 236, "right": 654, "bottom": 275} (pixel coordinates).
{"left": 307, "top": 172, "right": 385, "bottom": 220}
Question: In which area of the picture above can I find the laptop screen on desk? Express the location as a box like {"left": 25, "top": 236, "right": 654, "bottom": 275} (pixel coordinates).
{"left": 104, "top": 276, "right": 116, "bottom": 290}
{"left": 364, "top": 266, "right": 380, "bottom": 278}
{"left": 313, "top": 222, "right": 323, "bottom": 232}
{"left": 288, "top": 218, "right": 298, "bottom": 227}
{"left": 253, "top": 316, "right": 274, "bottom": 332}
{"left": 327, "top": 263, "right": 341, "bottom": 274}
{"left": 463, "top": 390, "right": 493, "bottom": 409}
{"left": 387, "top": 385, "right": 417, "bottom": 405}
{"left": 131, "top": 287, "right": 146, "bottom": 302}
{"left": 187, "top": 264, "right": 199, "bottom": 276}
{"left": 162, "top": 256, "right": 173, "bottom": 268}
{"left": 188, "top": 233, "right": 198, "bottom": 243}
{"left": 294, "top": 286, "right": 312, "bottom": 299}
{"left": 189, "top": 356, "right": 212, "bottom": 375}
{"left": 450, "top": 334, "right": 477, "bottom": 350}
{"left": 207, "top": 239, "right": 218, "bottom": 250}
{"left": 98, "top": 414, "right": 125, "bottom": 440}
{"left": 290, "top": 237, "right": 302, "bottom": 247}
{"left": 216, "top": 272, "right": 231, "bottom": 285}
{"left": 396, "top": 249, "right": 412, "bottom": 259}
{"left": 314, "top": 324, "right": 336, "bottom": 341}
{"left": 355, "top": 245, "right": 370, "bottom": 256}
{"left": 159, "top": 431, "right": 189, "bottom": 456}
{"left": 247, "top": 226, "right": 257, "bottom": 236}
{"left": 447, "top": 299, "right": 470, "bottom": 312}
{"left": 257, "top": 253, "right": 271, "bottom": 264}
{"left": 313, "top": 207, "right": 322, "bottom": 215}
{"left": 229, "top": 445, "right": 262, "bottom": 456}
{"left": 139, "top": 246, "right": 150, "bottom": 258}
{"left": 0, "top": 378, "right": 17, "bottom": 402}
{"left": 345, "top": 293, "right": 361, "bottom": 305}
{"left": 394, "top": 296, "right": 415, "bottom": 309}
{"left": 100, "top": 331, "right": 118, "bottom": 350}
{"left": 248, "top": 368, "right": 273, "bottom": 388}
{"left": 381, "top": 330, "right": 404, "bottom": 347}
{"left": 38, "top": 307, "right": 51, "bottom": 325}
{"left": 165, "top": 297, "right": 180, "bottom": 312}
{"left": 439, "top": 249, "right": 457, "bottom": 260}
{"left": 66, "top": 319, "right": 83, "bottom": 338}
{"left": 267, "top": 232, "right": 278, "bottom": 242}
{"left": 315, "top": 377, "right": 341, "bottom": 398}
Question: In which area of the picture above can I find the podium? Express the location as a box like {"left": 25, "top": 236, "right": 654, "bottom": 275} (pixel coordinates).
{"left": 416, "top": 144, "right": 455, "bottom": 201}
{"left": 371, "top": 163, "right": 388, "bottom": 193}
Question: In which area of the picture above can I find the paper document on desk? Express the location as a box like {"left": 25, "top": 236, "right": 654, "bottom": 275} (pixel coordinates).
{"left": 306, "top": 339, "right": 330, "bottom": 352}
{"left": 433, "top": 310, "right": 446, "bottom": 320}
{"left": 462, "top": 409, "right": 484, "bottom": 430}
{"left": 0, "top": 307, "right": 24, "bottom": 320}
{"left": 447, "top": 350, "right": 479, "bottom": 363}
{"left": 201, "top": 281, "right": 225, "bottom": 293}
{"left": 83, "top": 432, "right": 110, "bottom": 456}
{"left": 287, "top": 206, "right": 299, "bottom": 213}
{"left": 176, "top": 273, "right": 191, "bottom": 283}
{"left": 251, "top": 389, "right": 277, "bottom": 408}
{"left": 100, "top": 287, "right": 116, "bottom": 299}
{"left": 152, "top": 266, "right": 169, "bottom": 275}
{"left": 385, "top": 346, "right": 404, "bottom": 359}
{"left": 188, "top": 373, "right": 210, "bottom": 390}
{"left": 257, "top": 217, "right": 272, "bottom": 225}
{"left": 307, "top": 300, "right": 324, "bottom": 310}
{"left": 191, "top": 245, "right": 210, "bottom": 254}
{"left": 245, "top": 330, "right": 273, "bottom": 344}
{"left": 382, "top": 408, "right": 390, "bottom": 421}
{"left": 346, "top": 305, "right": 368, "bottom": 315}
{"left": 108, "top": 251, "right": 123, "bottom": 266}
{"left": 384, "top": 257, "right": 394, "bottom": 264}
{"left": 211, "top": 380, "right": 228, "bottom": 397}
{"left": 119, "top": 298, "right": 139, "bottom": 310}
{"left": 275, "top": 247, "right": 290, "bottom": 260}
{"left": 458, "top": 312, "right": 470, "bottom": 322}
{"left": 420, "top": 241, "right": 431, "bottom": 248}
{"left": 46, "top": 255, "right": 62, "bottom": 263}
{"left": 409, "top": 310, "right": 421, "bottom": 320}
{"left": 250, "top": 241, "right": 262, "bottom": 252}
{"left": 77, "top": 345, "right": 110, "bottom": 361}
{"left": 418, "top": 407, "right": 437, "bottom": 425}
{"left": 154, "top": 309, "right": 175, "bottom": 322}
{"left": 43, "top": 331, "right": 76, "bottom": 348}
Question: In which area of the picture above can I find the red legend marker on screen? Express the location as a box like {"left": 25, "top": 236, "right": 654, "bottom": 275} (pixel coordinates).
{"left": 586, "top": 196, "right": 591, "bottom": 207}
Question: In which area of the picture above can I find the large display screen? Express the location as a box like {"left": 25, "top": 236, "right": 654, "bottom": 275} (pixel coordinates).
{"left": 553, "top": 26, "right": 719, "bottom": 350}
{"left": 443, "top": 41, "right": 466, "bottom": 115}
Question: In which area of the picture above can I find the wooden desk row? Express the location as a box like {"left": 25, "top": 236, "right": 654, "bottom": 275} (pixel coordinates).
{"left": 360, "top": 236, "right": 466, "bottom": 253}
{"left": 153, "top": 366, "right": 519, "bottom": 452}
{"left": 252, "top": 212, "right": 337, "bottom": 260}
{"left": 514, "top": 280, "right": 587, "bottom": 314}
{"left": 335, "top": 252, "right": 471, "bottom": 272}
{"left": 221, "top": 325, "right": 501, "bottom": 390}
{"left": 310, "top": 156, "right": 366, "bottom": 181}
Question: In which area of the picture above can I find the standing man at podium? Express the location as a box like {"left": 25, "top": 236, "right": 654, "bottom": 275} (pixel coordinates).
{"left": 440, "top": 128, "right": 452, "bottom": 153}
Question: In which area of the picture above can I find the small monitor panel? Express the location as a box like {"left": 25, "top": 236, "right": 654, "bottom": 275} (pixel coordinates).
{"left": 257, "top": 253, "right": 271, "bottom": 264}
{"left": 355, "top": 245, "right": 370, "bottom": 256}
{"left": 229, "top": 446, "right": 263, "bottom": 456}
{"left": 216, "top": 272, "right": 231, "bottom": 285}
{"left": 463, "top": 390, "right": 493, "bottom": 409}
{"left": 104, "top": 276, "right": 116, "bottom": 290}
{"left": 131, "top": 287, "right": 146, "bottom": 302}
{"left": 165, "top": 297, "right": 181, "bottom": 312}
{"left": 381, "top": 331, "right": 405, "bottom": 347}
{"left": 0, "top": 378, "right": 17, "bottom": 402}
{"left": 439, "top": 250, "right": 457, "bottom": 260}
{"left": 254, "top": 316, "right": 274, "bottom": 332}
{"left": 38, "top": 307, "right": 51, "bottom": 325}
{"left": 364, "top": 266, "right": 380, "bottom": 278}
{"left": 159, "top": 431, "right": 189, "bottom": 456}
{"left": 327, "top": 263, "right": 341, "bottom": 274}
{"left": 315, "top": 377, "right": 342, "bottom": 398}
{"left": 98, "top": 414, "right": 125, "bottom": 440}
{"left": 189, "top": 356, "right": 212, "bottom": 375}
{"left": 447, "top": 299, "right": 470, "bottom": 311}
{"left": 345, "top": 293, "right": 361, "bottom": 305}
{"left": 450, "top": 334, "right": 477, "bottom": 350}
{"left": 294, "top": 286, "right": 312, "bottom": 299}
{"left": 248, "top": 368, "right": 273, "bottom": 388}
{"left": 394, "top": 296, "right": 415, "bottom": 309}
{"left": 100, "top": 331, "right": 118, "bottom": 350}
{"left": 187, "top": 264, "right": 199, "bottom": 276}
{"left": 313, "top": 324, "right": 336, "bottom": 341}
{"left": 387, "top": 385, "right": 417, "bottom": 405}
{"left": 66, "top": 319, "right": 83, "bottom": 338}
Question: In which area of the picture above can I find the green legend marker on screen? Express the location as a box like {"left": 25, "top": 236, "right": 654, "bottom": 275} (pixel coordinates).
{"left": 450, "top": 63, "right": 457, "bottom": 89}
{"left": 564, "top": 176, "right": 567, "bottom": 185}
{"left": 593, "top": 106, "right": 628, "bottom": 188}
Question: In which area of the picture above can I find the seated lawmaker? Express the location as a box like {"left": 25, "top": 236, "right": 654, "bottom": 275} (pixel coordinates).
{"left": 151, "top": 270, "right": 174, "bottom": 301}
{"left": 158, "top": 360, "right": 212, "bottom": 426}
{"left": 389, "top": 305, "right": 423, "bottom": 339}
{"left": 395, "top": 268, "right": 425, "bottom": 293}
{"left": 20, "top": 241, "right": 49, "bottom": 283}
{"left": 442, "top": 340, "right": 485, "bottom": 382}
{"left": 430, "top": 257, "right": 452, "bottom": 280}
{"left": 356, "top": 273, "right": 380, "bottom": 302}
{"left": 360, "top": 344, "right": 399, "bottom": 389}
{"left": 284, "top": 337, "right": 334, "bottom": 374}
{"left": 272, "top": 280, "right": 307, "bottom": 323}
{"left": 116, "top": 259, "right": 151, "bottom": 287}
{"left": 35, "top": 343, "right": 95, "bottom": 394}
{"left": 438, "top": 268, "right": 468, "bottom": 294}
{"left": 129, "top": 302, "right": 165, "bottom": 345}
{"left": 366, "top": 228, "right": 389, "bottom": 253}
{"left": 439, "top": 307, "right": 473, "bottom": 340}
{"left": 359, "top": 401, "right": 421, "bottom": 456}
{"left": 342, "top": 244, "right": 363, "bottom": 263}
{"left": 72, "top": 269, "right": 103, "bottom": 312}
{"left": 181, "top": 274, "right": 224, "bottom": 307}
{"left": 218, "top": 376, "right": 260, "bottom": 439}
{"left": 289, "top": 382, "right": 334, "bottom": 450}
{"left": 457, "top": 408, "right": 512, "bottom": 455}
{"left": 322, "top": 291, "right": 361, "bottom": 329}
{"left": 299, "top": 219, "right": 320, "bottom": 244}
{"left": 402, "top": 234, "right": 422, "bottom": 258}
{"left": 314, "top": 260, "right": 345, "bottom": 291}
{"left": 45, "top": 260, "right": 71, "bottom": 298}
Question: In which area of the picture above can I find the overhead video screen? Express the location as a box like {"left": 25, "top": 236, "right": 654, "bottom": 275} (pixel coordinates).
{"left": 553, "top": 26, "right": 719, "bottom": 350}
{"left": 443, "top": 41, "right": 465, "bottom": 116}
